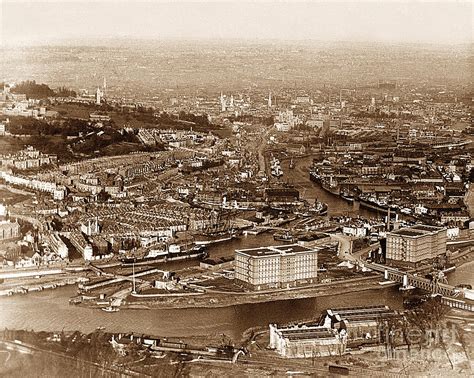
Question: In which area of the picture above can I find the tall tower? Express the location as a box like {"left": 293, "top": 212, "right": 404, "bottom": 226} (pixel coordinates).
{"left": 268, "top": 91, "right": 272, "bottom": 108}
{"left": 220, "top": 92, "right": 226, "bottom": 112}
{"left": 96, "top": 87, "right": 101, "bottom": 105}
{"left": 103, "top": 77, "right": 107, "bottom": 97}
{"left": 230, "top": 95, "right": 234, "bottom": 108}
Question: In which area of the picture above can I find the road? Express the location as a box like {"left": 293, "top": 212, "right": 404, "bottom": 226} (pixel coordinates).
{"left": 330, "top": 233, "right": 353, "bottom": 259}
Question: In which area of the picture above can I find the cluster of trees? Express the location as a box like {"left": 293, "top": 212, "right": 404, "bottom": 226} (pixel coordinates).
{"left": 177, "top": 110, "right": 210, "bottom": 127}
{"left": 10, "top": 80, "right": 55, "bottom": 99}
{"left": 383, "top": 297, "right": 453, "bottom": 356}
{"left": 1, "top": 329, "right": 133, "bottom": 375}
{"left": 8, "top": 80, "right": 76, "bottom": 99}
{"left": 55, "top": 86, "right": 77, "bottom": 98}
{"left": 130, "top": 109, "right": 215, "bottom": 132}
{"left": 7, "top": 117, "right": 93, "bottom": 137}
{"left": 227, "top": 114, "right": 274, "bottom": 126}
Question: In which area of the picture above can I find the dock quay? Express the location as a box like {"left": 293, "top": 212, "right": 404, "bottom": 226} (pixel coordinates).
{"left": 0, "top": 268, "right": 64, "bottom": 280}
{"left": 78, "top": 267, "right": 164, "bottom": 292}
{"left": 0, "top": 276, "right": 87, "bottom": 297}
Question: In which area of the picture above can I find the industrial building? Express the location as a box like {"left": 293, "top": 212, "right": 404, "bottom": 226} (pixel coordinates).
{"left": 234, "top": 243, "right": 318, "bottom": 290}
{"left": 319, "top": 305, "right": 397, "bottom": 346}
{"left": 269, "top": 305, "right": 397, "bottom": 358}
{"left": 269, "top": 323, "right": 345, "bottom": 358}
{"left": 386, "top": 224, "right": 447, "bottom": 264}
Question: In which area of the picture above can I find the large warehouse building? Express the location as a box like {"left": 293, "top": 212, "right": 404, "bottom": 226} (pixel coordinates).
{"left": 386, "top": 224, "right": 446, "bottom": 264}
{"left": 234, "top": 243, "right": 318, "bottom": 290}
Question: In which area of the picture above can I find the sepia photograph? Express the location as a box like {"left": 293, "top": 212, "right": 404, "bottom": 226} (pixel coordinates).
{"left": 0, "top": 0, "right": 473, "bottom": 376}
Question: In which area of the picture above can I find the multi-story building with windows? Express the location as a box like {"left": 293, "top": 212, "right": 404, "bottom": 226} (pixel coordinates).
{"left": 45, "top": 232, "right": 69, "bottom": 259}
{"left": 234, "top": 243, "right": 318, "bottom": 290}
{"left": 386, "top": 224, "right": 447, "bottom": 264}
{"left": 69, "top": 231, "right": 93, "bottom": 261}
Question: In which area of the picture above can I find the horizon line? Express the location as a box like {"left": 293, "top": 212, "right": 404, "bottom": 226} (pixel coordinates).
{"left": 3, "top": 36, "right": 473, "bottom": 48}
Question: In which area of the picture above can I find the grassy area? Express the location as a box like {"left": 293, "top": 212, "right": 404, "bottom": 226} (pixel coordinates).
{"left": 2, "top": 133, "right": 161, "bottom": 164}
{"left": 52, "top": 103, "right": 229, "bottom": 137}
{"left": 0, "top": 137, "right": 26, "bottom": 155}
{"left": 51, "top": 103, "right": 99, "bottom": 119}
{"left": 2, "top": 103, "right": 223, "bottom": 163}
{"left": 0, "top": 135, "right": 75, "bottom": 161}
{"left": 197, "top": 276, "right": 245, "bottom": 292}
{"left": 0, "top": 188, "right": 29, "bottom": 205}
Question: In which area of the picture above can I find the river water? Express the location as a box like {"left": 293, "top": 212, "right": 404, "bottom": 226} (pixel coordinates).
{"left": 281, "top": 157, "right": 380, "bottom": 218}
{"left": 447, "top": 260, "right": 474, "bottom": 286}
{"left": 0, "top": 285, "right": 402, "bottom": 339}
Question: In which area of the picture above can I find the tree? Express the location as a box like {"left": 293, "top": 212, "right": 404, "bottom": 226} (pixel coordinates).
{"left": 405, "top": 297, "right": 450, "bottom": 347}
{"left": 55, "top": 86, "right": 77, "bottom": 98}
{"left": 97, "top": 190, "right": 111, "bottom": 203}
{"left": 11, "top": 80, "right": 55, "bottom": 99}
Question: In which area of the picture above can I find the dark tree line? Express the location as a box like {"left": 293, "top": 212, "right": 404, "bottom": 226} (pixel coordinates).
{"left": 8, "top": 117, "right": 93, "bottom": 136}
{"left": 9, "top": 80, "right": 76, "bottom": 99}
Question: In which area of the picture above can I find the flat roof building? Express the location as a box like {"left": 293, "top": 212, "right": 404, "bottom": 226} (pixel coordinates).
{"left": 235, "top": 243, "right": 318, "bottom": 290}
{"left": 269, "top": 324, "right": 344, "bottom": 358}
{"left": 269, "top": 305, "right": 397, "bottom": 358}
{"left": 386, "top": 224, "right": 446, "bottom": 264}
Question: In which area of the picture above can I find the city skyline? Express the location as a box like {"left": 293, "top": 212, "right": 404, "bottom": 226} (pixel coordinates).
{"left": 2, "top": 1, "right": 473, "bottom": 46}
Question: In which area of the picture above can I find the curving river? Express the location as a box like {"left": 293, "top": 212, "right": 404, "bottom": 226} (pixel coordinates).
{"left": 0, "top": 285, "right": 403, "bottom": 339}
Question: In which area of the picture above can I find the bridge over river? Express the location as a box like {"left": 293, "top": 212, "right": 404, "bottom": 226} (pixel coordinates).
{"left": 364, "top": 262, "right": 474, "bottom": 312}
{"left": 331, "top": 233, "right": 474, "bottom": 312}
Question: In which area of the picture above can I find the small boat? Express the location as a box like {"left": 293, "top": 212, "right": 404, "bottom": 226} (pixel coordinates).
{"left": 69, "top": 296, "right": 83, "bottom": 305}
{"left": 308, "top": 199, "right": 328, "bottom": 216}
{"left": 101, "top": 306, "right": 120, "bottom": 313}
{"left": 340, "top": 193, "right": 355, "bottom": 203}
{"left": 273, "top": 232, "right": 295, "bottom": 242}
{"left": 96, "top": 326, "right": 105, "bottom": 330}
{"left": 455, "top": 283, "right": 472, "bottom": 290}
{"left": 271, "top": 167, "right": 283, "bottom": 177}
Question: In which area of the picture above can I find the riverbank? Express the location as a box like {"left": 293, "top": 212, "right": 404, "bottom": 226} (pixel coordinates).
{"left": 118, "top": 274, "right": 394, "bottom": 310}
{"left": 87, "top": 246, "right": 474, "bottom": 311}
{"left": 449, "top": 246, "right": 474, "bottom": 266}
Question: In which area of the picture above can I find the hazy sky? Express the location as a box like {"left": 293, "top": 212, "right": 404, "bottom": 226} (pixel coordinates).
{"left": 1, "top": 1, "right": 473, "bottom": 45}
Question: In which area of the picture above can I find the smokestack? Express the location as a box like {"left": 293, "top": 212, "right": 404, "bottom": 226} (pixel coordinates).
{"left": 386, "top": 208, "right": 391, "bottom": 231}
